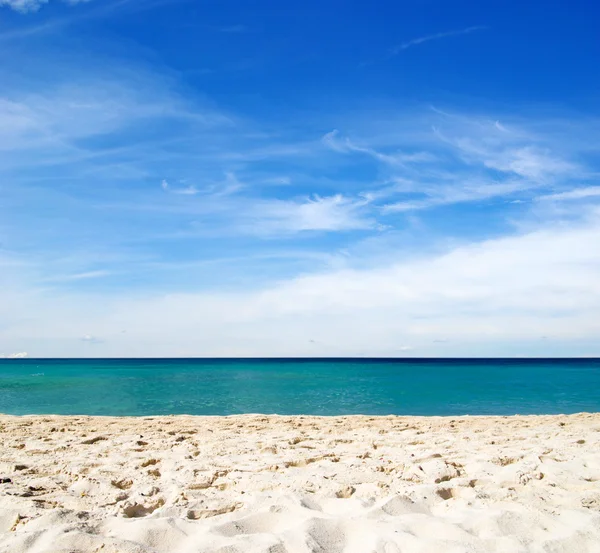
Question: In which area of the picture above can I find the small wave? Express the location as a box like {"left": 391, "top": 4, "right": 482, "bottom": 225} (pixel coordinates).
{"left": 30, "top": 373, "right": 44, "bottom": 377}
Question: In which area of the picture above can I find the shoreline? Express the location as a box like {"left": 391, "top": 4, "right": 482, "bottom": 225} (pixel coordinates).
{"left": 1, "top": 411, "right": 597, "bottom": 418}
{"left": 1, "top": 413, "right": 600, "bottom": 552}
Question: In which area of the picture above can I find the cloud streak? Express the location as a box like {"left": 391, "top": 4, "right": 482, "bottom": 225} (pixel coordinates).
{"left": 49, "top": 270, "right": 112, "bottom": 282}
{"left": 248, "top": 194, "right": 376, "bottom": 234}
{"left": 393, "top": 26, "right": 486, "bottom": 54}
{"left": 0, "top": 0, "right": 90, "bottom": 13}
{"left": 323, "top": 112, "right": 590, "bottom": 216}
{"left": 538, "top": 186, "right": 600, "bottom": 202}
{"left": 322, "top": 130, "right": 434, "bottom": 165}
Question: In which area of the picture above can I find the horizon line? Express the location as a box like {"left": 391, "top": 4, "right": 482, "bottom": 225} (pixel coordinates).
{"left": 2, "top": 357, "right": 599, "bottom": 361}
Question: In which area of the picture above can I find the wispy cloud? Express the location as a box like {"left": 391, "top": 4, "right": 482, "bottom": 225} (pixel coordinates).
{"left": 0, "top": 0, "right": 90, "bottom": 14}
{"left": 161, "top": 173, "right": 243, "bottom": 197}
{"left": 322, "top": 130, "right": 434, "bottom": 165}
{"left": 1, "top": 0, "right": 49, "bottom": 13}
{"left": 3, "top": 214, "right": 600, "bottom": 357}
{"left": 0, "top": 0, "right": 175, "bottom": 41}
{"left": 538, "top": 186, "right": 600, "bottom": 202}
{"left": 442, "top": 134, "right": 574, "bottom": 181}
{"left": 323, "top": 112, "right": 589, "bottom": 216}
{"left": 210, "top": 172, "right": 244, "bottom": 196}
{"left": 393, "top": 26, "right": 486, "bottom": 54}
{"left": 49, "top": 270, "right": 111, "bottom": 282}
{"left": 382, "top": 179, "right": 534, "bottom": 213}
{"left": 161, "top": 179, "right": 198, "bottom": 195}
{"left": 246, "top": 194, "right": 377, "bottom": 235}
{"left": 2, "top": 103, "right": 600, "bottom": 355}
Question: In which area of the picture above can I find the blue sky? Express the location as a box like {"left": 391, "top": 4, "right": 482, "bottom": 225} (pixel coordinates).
{"left": 1, "top": 0, "right": 599, "bottom": 357}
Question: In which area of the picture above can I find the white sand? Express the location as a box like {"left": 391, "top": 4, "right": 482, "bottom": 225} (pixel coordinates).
{"left": 1, "top": 413, "right": 600, "bottom": 552}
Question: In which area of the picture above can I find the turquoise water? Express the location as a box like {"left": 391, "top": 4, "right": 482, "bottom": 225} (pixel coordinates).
{"left": 1, "top": 358, "right": 599, "bottom": 416}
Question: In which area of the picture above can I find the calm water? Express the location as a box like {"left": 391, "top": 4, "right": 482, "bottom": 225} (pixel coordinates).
{"left": 0, "top": 358, "right": 599, "bottom": 416}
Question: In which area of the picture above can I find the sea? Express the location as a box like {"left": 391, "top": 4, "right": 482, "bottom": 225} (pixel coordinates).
{"left": 1, "top": 358, "right": 599, "bottom": 417}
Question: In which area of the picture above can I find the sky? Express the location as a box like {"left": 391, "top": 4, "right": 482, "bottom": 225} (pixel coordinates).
{"left": 0, "top": 0, "right": 599, "bottom": 357}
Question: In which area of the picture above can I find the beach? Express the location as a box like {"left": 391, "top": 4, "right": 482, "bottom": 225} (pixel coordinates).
{"left": 1, "top": 414, "right": 599, "bottom": 552}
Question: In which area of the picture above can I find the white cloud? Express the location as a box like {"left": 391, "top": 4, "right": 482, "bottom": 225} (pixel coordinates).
{"left": 175, "top": 186, "right": 198, "bottom": 195}
{"left": 2, "top": 214, "right": 600, "bottom": 357}
{"left": 0, "top": 0, "right": 89, "bottom": 13}
{"left": 49, "top": 270, "right": 111, "bottom": 282}
{"left": 538, "top": 186, "right": 600, "bottom": 202}
{"left": 0, "top": 352, "right": 28, "bottom": 358}
{"left": 321, "top": 130, "right": 347, "bottom": 153}
{"left": 383, "top": 179, "right": 533, "bottom": 212}
{"left": 393, "top": 26, "right": 486, "bottom": 53}
{"left": 436, "top": 124, "right": 575, "bottom": 181}
{"left": 209, "top": 172, "right": 244, "bottom": 196}
{"left": 160, "top": 173, "right": 243, "bottom": 197}
{"left": 322, "top": 130, "right": 433, "bottom": 165}
{"left": 248, "top": 194, "right": 376, "bottom": 234}
{"left": 0, "top": 0, "right": 48, "bottom": 12}
{"left": 161, "top": 180, "right": 198, "bottom": 195}
{"left": 324, "top": 114, "right": 589, "bottom": 215}
{"left": 0, "top": 79, "right": 230, "bottom": 156}
{"left": 482, "top": 146, "right": 572, "bottom": 180}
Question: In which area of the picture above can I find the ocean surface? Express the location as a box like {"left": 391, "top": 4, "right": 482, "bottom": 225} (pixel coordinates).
{"left": 1, "top": 358, "right": 599, "bottom": 417}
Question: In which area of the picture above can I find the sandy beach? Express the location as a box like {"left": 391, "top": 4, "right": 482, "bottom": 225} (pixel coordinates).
{"left": 1, "top": 413, "right": 600, "bottom": 552}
